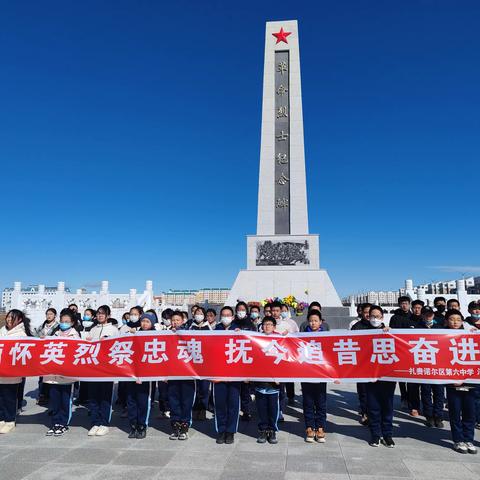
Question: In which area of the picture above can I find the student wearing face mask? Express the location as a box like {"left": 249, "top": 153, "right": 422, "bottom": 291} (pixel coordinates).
{"left": 232, "top": 302, "right": 256, "bottom": 331}
{"left": 416, "top": 307, "right": 445, "bottom": 428}
{"left": 465, "top": 301, "right": 480, "bottom": 329}
{"left": 212, "top": 306, "right": 242, "bottom": 444}
{"left": 73, "top": 308, "right": 97, "bottom": 407}
{"left": 354, "top": 306, "right": 396, "bottom": 448}
{"left": 168, "top": 311, "right": 196, "bottom": 441}
{"left": 125, "top": 313, "right": 159, "bottom": 439}
{"left": 249, "top": 305, "right": 262, "bottom": 330}
{"left": 278, "top": 305, "right": 300, "bottom": 334}
{"left": 83, "top": 305, "right": 118, "bottom": 437}
{"left": 232, "top": 302, "right": 256, "bottom": 421}
{"left": 81, "top": 309, "right": 96, "bottom": 331}
{"left": 189, "top": 307, "right": 211, "bottom": 421}
{"left": 185, "top": 305, "right": 200, "bottom": 329}
{"left": 43, "top": 309, "right": 80, "bottom": 437}
{"left": 433, "top": 297, "right": 447, "bottom": 326}
{"left": 127, "top": 306, "right": 144, "bottom": 329}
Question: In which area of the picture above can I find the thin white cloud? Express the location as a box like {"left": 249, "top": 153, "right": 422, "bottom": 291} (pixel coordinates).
{"left": 429, "top": 266, "right": 480, "bottom": 274}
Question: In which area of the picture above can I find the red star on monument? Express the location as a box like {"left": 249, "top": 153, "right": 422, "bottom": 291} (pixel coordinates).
{"left": 272, "top": 27, "right": 291, "bottom": 44}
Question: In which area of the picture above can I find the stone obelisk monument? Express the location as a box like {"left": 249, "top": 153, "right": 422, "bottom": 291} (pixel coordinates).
{"left": 226, "top": 20, "right": 342, "bottom": 307}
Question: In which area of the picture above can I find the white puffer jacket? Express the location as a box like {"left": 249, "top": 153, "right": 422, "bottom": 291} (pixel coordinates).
{"left": 43, "top": 327, "right": 80, "bottom": 385}
{"left": 82, "top": 322, "right": 118, "bottom": 341}
{"left": 0, "top": 323, "right": 29, "bottom": 384}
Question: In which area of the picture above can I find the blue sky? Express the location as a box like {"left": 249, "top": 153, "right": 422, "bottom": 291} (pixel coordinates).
{"left": 1, "top": 0, "right": 479, "bottom": 297}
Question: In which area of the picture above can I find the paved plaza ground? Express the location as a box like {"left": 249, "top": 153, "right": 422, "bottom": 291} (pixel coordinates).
{"left": 1, "top": 378, "right": 480, "bottom": 480}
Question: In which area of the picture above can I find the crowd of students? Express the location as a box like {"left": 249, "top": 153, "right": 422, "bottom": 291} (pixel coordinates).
{"left": 0, "top": 297, "right": 479, "bottom": 454}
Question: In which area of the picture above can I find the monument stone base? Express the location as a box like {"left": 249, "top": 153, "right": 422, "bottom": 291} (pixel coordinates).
{"left": 226, "top": 268, "right": 342, "bottom": 307}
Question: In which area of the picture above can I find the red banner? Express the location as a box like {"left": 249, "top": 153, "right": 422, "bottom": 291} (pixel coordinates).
{"left": 1, "top": 330, "right": 480, "bottom": 383}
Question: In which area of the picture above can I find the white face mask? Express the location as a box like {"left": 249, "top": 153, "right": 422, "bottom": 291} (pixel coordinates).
{"left": 221, "top": 316, "right": 233, "bottom": 326}
{"left": 130, "top": 315, "right": 139, "bottom": 322}
{"left": 163, "top": 318, "right": 171, "bottom": 327}
{"left": 194, "top": 314, "right": 205, "bottom": 324}
{"left": 82, "top": 321, "right": 93, "bottom": 328}
{"left": 369, "top": 317, "right": 383, "bottom": 328}
{"left": 237, "top": 311, "right": 247, "bottom": 319}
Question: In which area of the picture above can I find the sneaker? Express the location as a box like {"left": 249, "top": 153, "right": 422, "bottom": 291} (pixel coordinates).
{"left": 135, "top": 425, "right": 147, "bottom": 439}
{"left": 178, "top": 423, "right": 189, "bottom": 440}
{"left": 453, "top": 442, "right": 468, "bottom": 454}
{"left": 216, "top": 432, "right": 226, "bottom": 444}
{"left": 359, "top": 414, "right": 369, "bottom": 426}
{"left": 434, "top": 418, "right": 444, "bottom": 428}
{"left": 46, "top": 426, "right": 56, "bottom": 436}
{"left": 465, "top": 442, "right": 477, "bottom": 454}
{"left": 315, "top": 427, "right": 326, "bottom": 443}
{"left": 95, "top": 426, "right": 109, "bottom": 436}
{"left": 0, "top": 422, "right": 15, "bottom": 434}
{"left": 88, "top": 426, "right": 99, "bottom": 436}
{"left": 267, "top": 430, "right": 278, "bottom": 444}
{"left": 381, "top": 436, "right": 395, "bottom": 448}
{"left": 128, "top": 425, "right": 137, "bottom": 439}
{"left": 369, "top": 436, "right": 380, "bottom": 447}
{"left": 305, "top": 427, "right": 315, "bottom": 443}
{"left": 410, "top": 409, "right": 419, "bottom": 417}
{"left": 225, "top": 432, "right": 234, "bottom": 444}
{"left": 54, "top": 425, "right": 66, "bottom": 437}
{"left": 425, "top": 417, "right": 435, "bottom": 428}
{"left": 169, "top": 422, "right": 180, "bottom": 440}
{"left": 241, "top": 412, "right": 251, "bottom": 422}
{"left": 257, "top": 430, "right": 267, "bottom": 444}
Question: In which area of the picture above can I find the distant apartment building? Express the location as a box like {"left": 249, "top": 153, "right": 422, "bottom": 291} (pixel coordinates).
{"left": 157, "top": 288, "right": 230, "bottom": 306}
